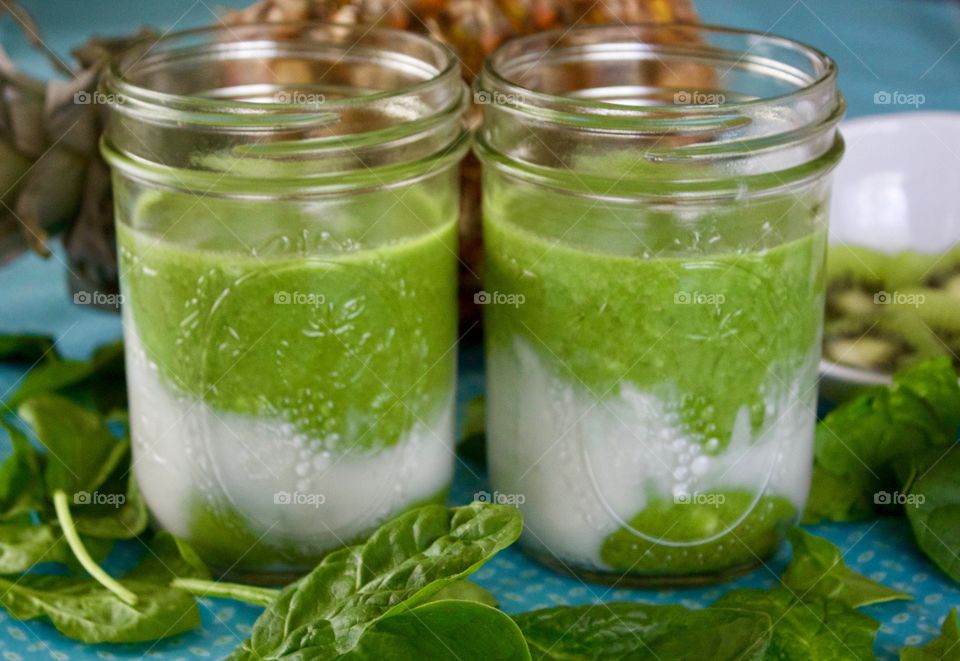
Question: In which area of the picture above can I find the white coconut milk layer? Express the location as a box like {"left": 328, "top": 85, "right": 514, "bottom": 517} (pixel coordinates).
{"left": 487, "top": 336, "right": 816, "bottom": 570}
{"left": 123, "top": 314, "right": 454, "bottom": 563}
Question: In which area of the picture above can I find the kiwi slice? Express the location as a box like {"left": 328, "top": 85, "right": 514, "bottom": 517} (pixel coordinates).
{"left": 892, "top": 287, "right": 960, "bottom": 365}
{"left": 825, "top": 244, "right": 888, "bottom": 321}
{"left": 884, "top": 250, "right": 939, "bottom": 289}
{"left": 823, "top": 310, "right": 945, "bottom": 373}
{"left": 923, "top": 244, "right": 960, "bottom": 301}
{"left": 824, "top": 244, "right": 960, "bottom": 375}
{"left": 938, "top": 273, "right": 960, "bottom": 300}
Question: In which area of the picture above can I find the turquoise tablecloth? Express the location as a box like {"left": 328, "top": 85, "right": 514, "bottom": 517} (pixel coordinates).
{"left": 1, "top": 0, "right": 959, "bottom": 658}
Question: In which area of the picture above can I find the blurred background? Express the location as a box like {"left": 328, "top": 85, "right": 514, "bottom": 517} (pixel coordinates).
{"left": 5, "top": 0, "right": 959, "bottom": 115}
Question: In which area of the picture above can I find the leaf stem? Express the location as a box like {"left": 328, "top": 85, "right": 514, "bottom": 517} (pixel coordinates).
{"left": 52, "top": 489, "right": 138, "bottom": 606}
{"left": 171, "top": 577, "right": 280, "bottom": 607}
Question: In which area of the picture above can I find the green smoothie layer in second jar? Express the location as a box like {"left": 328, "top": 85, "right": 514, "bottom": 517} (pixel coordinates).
{"left": 484, "top": 183, "right": 826, "bottom": 580}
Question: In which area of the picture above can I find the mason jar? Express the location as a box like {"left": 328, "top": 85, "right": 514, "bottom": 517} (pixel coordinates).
{"left": 100, "top": 24, "right": 468, "bottom": 581}
{"left": 475, "top": 24, "right": 844, "bottom": 584}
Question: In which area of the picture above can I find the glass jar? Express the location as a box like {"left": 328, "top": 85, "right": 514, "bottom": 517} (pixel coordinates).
{"left": 101, "top": 24, "right": 468, "bottom": 581}
{"left": 475, "top": 24, "right": 844, "bottom": 585}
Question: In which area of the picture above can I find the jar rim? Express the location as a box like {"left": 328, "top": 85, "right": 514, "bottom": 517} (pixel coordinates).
{"left": 103, "top": 21, "right": 462, "bottom": 127}
{"left": 100, "top": 21, "right": 470, "bottom": 195}
{"left": 474, "top": 22, "right": 845, "bottom": 198}
{"left": 479, "top": 22, "right": 839, "bottom": 123}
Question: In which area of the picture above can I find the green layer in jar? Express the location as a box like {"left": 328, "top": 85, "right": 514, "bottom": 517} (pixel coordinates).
{"left": 118, "top": 189, "right": 458, "bottom": 451}
{"left": 482, "top": 185, "right": 826, "bottom": 448}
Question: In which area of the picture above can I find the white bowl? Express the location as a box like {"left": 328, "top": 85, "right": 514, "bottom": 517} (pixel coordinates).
{"left": 820, "top": 111, "right": 960, "bottom": 401}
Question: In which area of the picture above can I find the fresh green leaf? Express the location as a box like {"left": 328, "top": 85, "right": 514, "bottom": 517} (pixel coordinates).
{"left": 782, "top": 528, "right": 910, "bottom": 607}
{"left": 0, "top": 574, "right": 199, "bottom": 643}
{"left": 457, "top": 395, "right": 486, "bottom": 465}
{"left": 8, "top": 340, "right": 125, "bottom": 411}
{"left": 230, "top": 502, "right": 523, "bottom": 659}
{"left": 0, "top": 532, "right": 207, "bottom": 643}
{"left": 18, "top": 394, "right": 128, "bottom": 497}
{"left": 0, "top": 333, "right": 57, "bottom": 363}
{"left": 425, "top": 579, "right": 497, "bottom": 607}
{"left": 0, "top": 519, "right": 112, "bottom": 575}
{"left": 73, "top": 471, "right": 148, "bottom": 540}
{"left": 0, "top": 419, "right": 44, "bottom": 518}
{"left": 0, "top": 522, "right": 71, "bottom": 573}
{"left": 901, "top": 608, "right": 960, "bottom": 660}
{"left": 900, "top": 445, "right": 960, "bottom": 584}
{"left": 513, "top": 602, "right": 771, "bottom": 660}
{"left": 715, "top": 588, "right": 879, "bottom": 660}
{"left": 817, "top": 359, "right": 960, "bottom": 479}
{"left": 8, "top": 359, "right": 94, "bottom": 407}
{"left": 810, "top": 358, "right": 960, "bottom": 522}
{"left": 127, "top": 531, "right": 211, "bottom": 583}
{"left": 803, "top": 465, "right": 876, "bottom": 524}
{"left": 342, "top": 600, "right": 531, "bottom": 661}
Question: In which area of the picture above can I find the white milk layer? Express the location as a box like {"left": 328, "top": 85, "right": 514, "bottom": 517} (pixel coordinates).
{"left": 487, "top": 336, "right": 816, "bottom": 570}
{"left": 124, "top": 314, "right": 454, "bottom": 564}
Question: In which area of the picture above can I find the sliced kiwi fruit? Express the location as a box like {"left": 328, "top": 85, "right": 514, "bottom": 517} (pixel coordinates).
{"left": 883, "top": 250, "right": 939, "bottom": 289}
{"left": 823, "top": 243, "right": 960, "bottom": 375}
{"left": 892, "top": 287, "right": 960, "bottom": 366}
{"left": 825, "top": 244, "right": 888, "bottom": 321}
{"left": 823, "top": 310, "right": 946, "bottom": 373}
{"left": 923, "top": 244, "right": 960, "bottom": 301}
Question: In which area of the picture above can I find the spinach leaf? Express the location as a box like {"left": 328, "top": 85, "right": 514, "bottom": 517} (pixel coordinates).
{"left": 803, "top": 465, "right": 875, "bottom": 524}
{"left": 0, "top": 532, "right": 209, "bottom": 643}
{"left": 0, "top": 333, "right": 57, "bottom": 363}
{"left": 18, "top": 394, "right": 128, "bottom": 497}
{"left": 0, "top": 519, "right": 111, "bottom": 575}
{"left": 900, "top": 445, "right": 960, "bottom": 584}
{"left": 715, "top": 588, "right": 879, "bottom": 660}
{"left": 8, "top": 360, "right": 94, "bottom": 407}
{"left": 782, "top": 528, "right": 910, "bottom": 607}
{"left": 127, "top": 531, "right": 211, "bottom": 583}
{"left": 815, "top": 358, "right": 960, "bottom": 482}
{"left": 342, "top": 600, "right": 530, "bottom": 661}
{"left": 73, "top": 467, "right": 148, "bottom": 540}
{"left": 0, "top": 522, "right": 73, "bottom": 573}
{"left": 0, "top": 420, "right": 44, "bottom": 519}
{"left": 901, "top": 608, "right": 960, "bottom": 660}
{"left": 8, "top": 340, "right": 125, "bottom": 411}
{"left": 425, "top": 579, "right": 497, "bottom": 607}
{"left": 809, "top": 358, "right": 960, "bottom": 523}
{"left": 0, "top": 575, "right": 199, "bottom": 643}
{"left": 230, "top": 502, "right": 522, "bottom": 659}
{"left": 513, "top": 602, "right": 771, "bottom": 660}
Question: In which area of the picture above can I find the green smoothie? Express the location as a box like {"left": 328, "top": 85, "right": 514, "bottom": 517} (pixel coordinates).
{"left": 118, "top": 187, "right": 459, "bottom": 574}
{"left": 484, "top": 182, "right": 826, "bottom": 580}
{"left": 600, "top": 492, "right": 796, "bottom": 578}
{"left": 120, "top": 191, "right": 456, "bottom": 449}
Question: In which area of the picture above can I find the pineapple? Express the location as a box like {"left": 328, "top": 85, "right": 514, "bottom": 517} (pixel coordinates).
{"left": 223, "top": 0, "right": 699, "bottom": 79}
